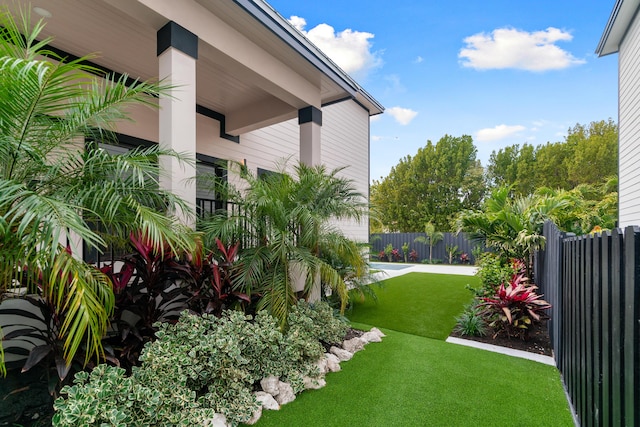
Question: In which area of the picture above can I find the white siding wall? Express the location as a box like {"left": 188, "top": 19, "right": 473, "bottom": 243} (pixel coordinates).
{"left": 321, "top": 101, "right": 370, "bottom": 242}
{"left": 118, "top": 100, "right": 370, "bottom": 240}
{"left": 197, "top": 101, "right": 370, "bottom": 241}
{"left": 619, "top": 12, "right": 640, "bottom": 227}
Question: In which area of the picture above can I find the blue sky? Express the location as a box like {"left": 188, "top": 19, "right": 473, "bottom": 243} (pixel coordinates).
{"left": 267, "top": 0, "right": 619, "bottom": 181}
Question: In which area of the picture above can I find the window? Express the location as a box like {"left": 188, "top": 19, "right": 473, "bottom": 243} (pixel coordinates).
{"left": 196, "top": 154, "right": 227, "bottom": 218}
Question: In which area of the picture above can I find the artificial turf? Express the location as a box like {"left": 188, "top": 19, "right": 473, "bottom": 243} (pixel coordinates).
{"left": 346, "top": 272, "right": 478, "bottom": 340}
{"left": 251, "top": 272, "right": 573, "bottom": 426}
{"left": 255, "top": 327, "right": 573, "bottom": 426}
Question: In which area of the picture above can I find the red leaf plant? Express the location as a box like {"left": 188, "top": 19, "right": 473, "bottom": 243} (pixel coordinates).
{"left": 479, "top": 273, "right": 551, "bottom": 340}
{"left": 186, "top": 238, "right": 251, "bottom": 316}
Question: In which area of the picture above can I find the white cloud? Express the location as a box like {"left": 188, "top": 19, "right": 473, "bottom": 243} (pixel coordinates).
{"left": 371, "top": 135, "right": 383, "bottom": 141}
{"left": 414, "top": 56, "right": 424, "bottom": 63}
{"left": 288, "top": 16, "right": 382, "bottom": 79}
{"left": 370, "top": 115, "right": 382, "bottom": 123}
{"left": 459, "top": 27, "right": 586, "bottom": 71}
{"left": 476, "top": 124, "right": 526, "bottom": 142}
{"left": 386, "top": 107, "right": 418, "bottom": 126}
{"left": 289, "top": 16, "right": 306, "bottom": 32}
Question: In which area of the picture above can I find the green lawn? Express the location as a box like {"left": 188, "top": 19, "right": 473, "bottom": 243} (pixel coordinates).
{"left": 256, "top": 327, "right": 573, "bottom": 426}
{"left": 347, "top": 272, "right": 477, "bottom": 340}
{"left": 252, "top": 272, "right": 573, "bottom": 427}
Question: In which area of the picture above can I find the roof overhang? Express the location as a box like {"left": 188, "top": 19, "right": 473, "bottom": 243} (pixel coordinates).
{"left": 596, "top": 0, "right": 640, "bottom": 56}
{"left": 8, "top": 0, "right": 382, "bottom": 135}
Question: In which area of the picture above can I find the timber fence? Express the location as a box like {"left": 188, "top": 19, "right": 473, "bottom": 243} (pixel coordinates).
{"left": 370, "top": 232, "right": 482, "bottom": 264}
{"left": 535, "top": 221, "right": 640, "bottom": 426}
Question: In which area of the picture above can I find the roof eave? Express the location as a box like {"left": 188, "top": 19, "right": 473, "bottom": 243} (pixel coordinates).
{"left": 596, "top": 0, "right": 640, "bottom": 56}
{"left": 234, "top": 0, "right": 383, "bottom": 113}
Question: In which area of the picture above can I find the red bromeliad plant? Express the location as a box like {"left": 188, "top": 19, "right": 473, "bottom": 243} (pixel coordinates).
{"left": 479, "top": 273, "right": 551, "bottom": 339}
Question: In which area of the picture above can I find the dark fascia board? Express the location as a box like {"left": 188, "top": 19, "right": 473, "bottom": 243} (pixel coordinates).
{"left": 231, "top": 0, "right": 358, "bottom": 97}
{"left": 596, "top": 0, "right": 640, "bottom": 56}
{"left": 196, "top": 105, "right": 240, "bottom": 143}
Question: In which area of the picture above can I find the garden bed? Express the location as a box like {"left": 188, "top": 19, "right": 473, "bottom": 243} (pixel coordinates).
{"left": 450, "top": 319, "right": 552, "bottom": 357}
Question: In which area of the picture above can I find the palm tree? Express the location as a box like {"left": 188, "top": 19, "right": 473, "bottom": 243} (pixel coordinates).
{"left": 200, "top": 161, "right": 368, "bottom": 328}
{"left": 456, "top": 186, "right": 568, "bottom": 278}
{"left": 414, "top": 222, "right": 444, "bottom": 263}
{"left": 0, "top": 10, "right": 195, "bottom": 375}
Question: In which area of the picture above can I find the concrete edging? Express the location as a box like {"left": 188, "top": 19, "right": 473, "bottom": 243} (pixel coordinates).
{"left": 445, "top": 336, "right": 556, "bottom": 366}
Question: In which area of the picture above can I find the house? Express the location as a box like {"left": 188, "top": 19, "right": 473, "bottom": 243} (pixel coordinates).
{"left": 11, "top": 0, "right": 383, "bottom": 245}
{"left": 596, "top": 0, "right": 640, "bottom": 227}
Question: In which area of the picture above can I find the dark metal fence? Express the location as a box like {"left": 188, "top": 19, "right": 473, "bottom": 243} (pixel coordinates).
{"left": 535, "top": 221, "right": 640, "bottom": 426}
{"left": 370, "top": 232, "right": 483, "bottom": 264}
{"left": 85, "top": 198, "right": 233, "bottom": 266}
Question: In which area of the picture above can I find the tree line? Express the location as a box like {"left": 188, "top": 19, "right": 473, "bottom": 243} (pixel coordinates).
{"left": 371, "top": 119, "right": 618, "bottom": 233}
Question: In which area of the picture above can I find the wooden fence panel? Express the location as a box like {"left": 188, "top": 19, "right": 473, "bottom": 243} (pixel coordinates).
{"left": 591, "top": 235, "right": 602, "bottom": 427}
{"left": 623, "top": 226, "right": 640, "bottom": 426}
{"left": 611, "top": 230, "right": 624, "bottom": 427}
{"left": 535, "top": 223, "right": 640, "bottom": 426}
{"left": 585, "top": 236, "right": 593, "bottom": 426}
{"left": 370, "top": 232, "right": 482, "bottom": 264}
{"left": 601, "top": 231, "right": 612, "bottom": 426}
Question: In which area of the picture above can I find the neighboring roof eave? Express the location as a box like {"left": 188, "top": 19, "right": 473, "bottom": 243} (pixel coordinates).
{"left": 356, "top": 87, "right": 385, "bottom": 116}
{"left": 233, "top": 0, "right": 383, "bottom": 114}
{"left": 596, "top": 0, "right": 640, "bottom": 56}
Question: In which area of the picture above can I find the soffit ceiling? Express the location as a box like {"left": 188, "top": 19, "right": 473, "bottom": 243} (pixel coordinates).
{"left": 7, "top": 0, "right": 357, "bottom": 133}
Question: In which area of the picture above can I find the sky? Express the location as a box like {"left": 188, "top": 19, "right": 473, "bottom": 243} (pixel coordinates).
{"left": 266, "top": 0, "right": 619, "bottom": 182}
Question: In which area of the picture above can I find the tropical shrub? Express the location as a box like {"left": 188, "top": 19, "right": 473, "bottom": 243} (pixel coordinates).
{"left": 471, "top": 246, "right": 484, "bottom": 264}
{"left": 0, "top": 9, "right": 194, "bottom": 375}
{"left": 456, "top": 186, "right": 567, "bottom": 278}
{"left": 384, "top": 243, "right": 394, "bottom": 262}
{"left": 319, "top": 240, "right": 379, "bottom": 307}
{"left": 409, "top": 249, "right": 419, "bottom": 262}
{"left": 54, "top": 302, "right": 342, "bottom": 426}
{"left": 414, "top": 222, "right": 443, "bottom": 263}
{"left": 0, "top": 295, "right": 104, "bottom": 390}
{"left": 52, "top": 365, "right": 162, "bottom": 427}
{"left": 185, "top": 238, "right": 251, "bottom": 316}
{"left": 401, "top": 242, "right": 409, "bottom": 262}
{"left": 459, "top": 252, "right": 470, "bottom": 264}
{"left": 446, "top": 244, "right": 460, "bottom": 264}
{"left": 479, "top": 274, "right": 551, "bottom": 339}
{"left": 468, "top": 253, "right": 517, "bottom": 298}
{"left": 199, "top": 162, "right": 369, "bottom": 328}
{"left": 454, "top": 302, "right": 487, "bottom": 337}
{"left": 99, "top": 232, "right": 194, "bottom": 371}
{"left": 287, "top": 300, "right": 349, "bottom": 346}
